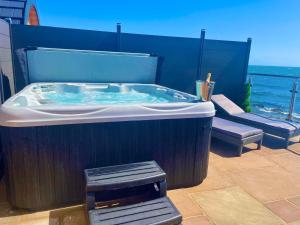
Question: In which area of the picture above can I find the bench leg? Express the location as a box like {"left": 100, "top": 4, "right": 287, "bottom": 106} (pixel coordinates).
{"left": 285, "top": 138, "right": 290, "bottom": 149}
{"left": 86, "top": 192, "right": 95, "bottom": 211}
{"left": 158, "top": 179, "right": 167, "bottom": 197}
{"left": 257, "top": 138, "right": 263, "bottom": 150}
{"left": 237, "top": 145, "right": 243, "bottom": 157}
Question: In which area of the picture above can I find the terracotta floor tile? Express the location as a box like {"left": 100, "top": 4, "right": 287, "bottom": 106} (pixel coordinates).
{"left": 210, "top": 149, "right": 277, "bottom": 173}
{"left": 267, "top": 152, "right": 300, "bottom": 173}
{"left": 254, "top": 148, "right": 288, "bottom": 157}
{"left": 183, "top": 216, "right": 213, "bottom": 225}
{"left": 228, "top": 166, "right": 300, "bottom": 202}
{"left": 264, "top": 152, "right": 300, "bottom": 189}
{"left": 0, "top": 142, "right": 299, "bottom": 225}
{"left": 191, "top": 186, "right": 284, "bottom": 225}
{"left": 184, "top": 165, "right": 235, "bottom": 193}
{"left": 266, "top": 200, "right": 300, "bottom": 223}
{"left": 168, "top": 189, "right": 204, "bottom": 218}
{"left": 0, "top": 205, "right": 87, "bottom": 225}
{"left": 168, "top": 189, "right": 191, "bottom": 203}
{"left": 209, "top": 151, "right": 225, "bottom": 160}
{"left": 289, "top": 144, "right": 300, "bottom": 154}
{"left": 288, "top": 196, "right": 300, "bottom": 208}
{"left": 174, "top": 202, "right": 205, "bottom": 219}
{"left": 289, "top": 136, "right": 300, "bottom": 152}
{"left": 210, "top": 141, "right": 261, "bottom": 161}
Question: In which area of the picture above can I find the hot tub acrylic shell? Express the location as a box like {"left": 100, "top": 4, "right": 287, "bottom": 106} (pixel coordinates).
{"left": 0, "top": 83, "right": 215, "bottom": 127}
{"left": 0, "top": 83, "right": 215, "bottom": 210}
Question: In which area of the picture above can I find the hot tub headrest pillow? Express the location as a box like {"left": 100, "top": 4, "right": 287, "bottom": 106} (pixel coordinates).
{"left": 18, "top": 48, "right": 158, "bottom": 84}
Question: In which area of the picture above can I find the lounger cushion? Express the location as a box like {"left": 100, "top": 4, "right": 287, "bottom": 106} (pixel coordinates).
{"left": 232, "top": 113, "right": 300, "bottom": 135}
{"left": 213, "top": 117, "right": 263, "bottom": 139}
{"left": 211, "top": 94, "right": 244, "bottom": 115}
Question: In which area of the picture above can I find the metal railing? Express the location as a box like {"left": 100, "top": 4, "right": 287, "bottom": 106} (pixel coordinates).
{"left": 247, "top": 73, "right": 299, "bottom": 121}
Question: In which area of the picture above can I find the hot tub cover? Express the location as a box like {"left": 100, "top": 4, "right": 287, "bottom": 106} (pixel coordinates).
{"left": 16, "top": 48, "right": 158, "bottom": 84}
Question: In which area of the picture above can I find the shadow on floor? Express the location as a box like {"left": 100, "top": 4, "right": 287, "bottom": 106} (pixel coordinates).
{"left": 48, "top": 194, "right": 151, "bottom": 225}
{"left": 211, "top": 134, "right": 300, "bottom": 158}
{"left": 0, "top": 201, "right": 87, "bottom": 225}
{"left": 263, "top": 134, "right": 300, "bottom": 155}
{"left": 0, "top": 202, "right": 33, "bottom": 218}
{"left": 210, "top": 138, "right": 256, "bottom": 158}
{"left": 48, "top": 205, "right": 87, "bottom": 225}
{"left": 261, "top": 134, "right": 289, "bottom": 149}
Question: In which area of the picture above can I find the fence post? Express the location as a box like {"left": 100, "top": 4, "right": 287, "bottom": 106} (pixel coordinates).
{"left": 197, "top": 29, "right": 205, "bottom": 80}
{"left": 116, "top": 23, "right": 121, "bottom": 52}
{"left": 243, "top": 38, "right": 252, "bottom": 84}
{"left": 287, "top": 79, "right": 298, "bottom": 121}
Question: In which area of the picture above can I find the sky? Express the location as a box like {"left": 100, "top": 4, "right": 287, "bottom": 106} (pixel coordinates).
{"left": 37, "top": 0, "right": 300, "bottom": 67}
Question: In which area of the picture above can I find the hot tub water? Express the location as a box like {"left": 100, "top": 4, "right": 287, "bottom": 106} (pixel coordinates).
{"left": 14, "top": 83, "right": 198, "bottom": 107}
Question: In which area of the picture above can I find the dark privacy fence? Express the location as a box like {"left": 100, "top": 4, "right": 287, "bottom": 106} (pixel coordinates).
{"left": 9, "top": 24, "right": 251, "bottom": 105}
{"left": 0, "top": 19, "right": 15, "bottom": 181}
{"left": 0, "top": 20, "right": 14, "bottom": 103}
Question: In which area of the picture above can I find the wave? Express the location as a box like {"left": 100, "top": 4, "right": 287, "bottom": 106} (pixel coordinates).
{"left": 255, "top": 106, "right": 286, "bottom": 114}
{"left": 252, "top": 101, "right": 288, "bottom": 110}
{"left": 248, "top": 65, "right": 300, "bottom": 123}
{"left": 252, "top": 105, "right": 300, "bottom": 122}
{"left": 294, "top": 114, "right": 300, "bottom": 119}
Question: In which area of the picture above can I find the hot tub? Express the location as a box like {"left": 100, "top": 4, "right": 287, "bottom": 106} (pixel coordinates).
{"left": 0, "top": 82, "right": 215, "bottom": 210}
{"left": 1, "top": 82, "right": 214, "bottom": 126}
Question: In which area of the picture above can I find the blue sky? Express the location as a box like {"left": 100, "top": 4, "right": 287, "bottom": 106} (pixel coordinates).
{"left": 37, "top": 0, "right": 300, "bottom": 67}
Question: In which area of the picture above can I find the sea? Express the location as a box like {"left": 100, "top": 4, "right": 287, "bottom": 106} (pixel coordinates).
{"left": 248, "top": 65, "right": 300, "bottom": 123}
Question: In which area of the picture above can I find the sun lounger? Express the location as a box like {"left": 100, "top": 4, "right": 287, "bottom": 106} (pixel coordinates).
{"left": 212, "top": 117, "right": 263, "bottom": 156}
{"left": 211, "top": 94, "right": 300, "bottom": 148}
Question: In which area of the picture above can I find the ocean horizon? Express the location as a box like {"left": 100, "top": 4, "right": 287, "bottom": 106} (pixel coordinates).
{"left": 248, "top": 65, "right": 300, "bottom": 122}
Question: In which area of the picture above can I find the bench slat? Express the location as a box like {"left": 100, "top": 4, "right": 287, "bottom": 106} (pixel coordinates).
{"left": 87, "top": 164, "right": 157, "bottom": 177}
{"left": 86, "top": 161, "right": 157, "bottom": 176}
{"left": 86, "top": 162, "right": 157, "bottom": 176}
{"left": 88, "top": 168, "right": 161, "bottom": 181}
{"left": 89, "top": 197, "right": 181, "bottom": 225}
{"left": 85, "top": 161, "right": 166, "bottom": 191}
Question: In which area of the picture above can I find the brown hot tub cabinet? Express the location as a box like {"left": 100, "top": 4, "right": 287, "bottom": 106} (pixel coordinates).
{"left": 1, "top": 118, "right": 212, "bottom": 210}
{"left": 0, "top": 83, "right": 214, "bottom": 210}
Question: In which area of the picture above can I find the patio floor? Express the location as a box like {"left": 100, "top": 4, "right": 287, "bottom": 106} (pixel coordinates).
{"left": 0, "top": 135, "right": 299, "bottom": 225}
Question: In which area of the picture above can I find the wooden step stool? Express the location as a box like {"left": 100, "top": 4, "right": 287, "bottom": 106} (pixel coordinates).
{"left": 84, "top": 161, "right": 182, "bottom": 225}
{"left": 89, "top": 197, "right": 182, "bottom": 225}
